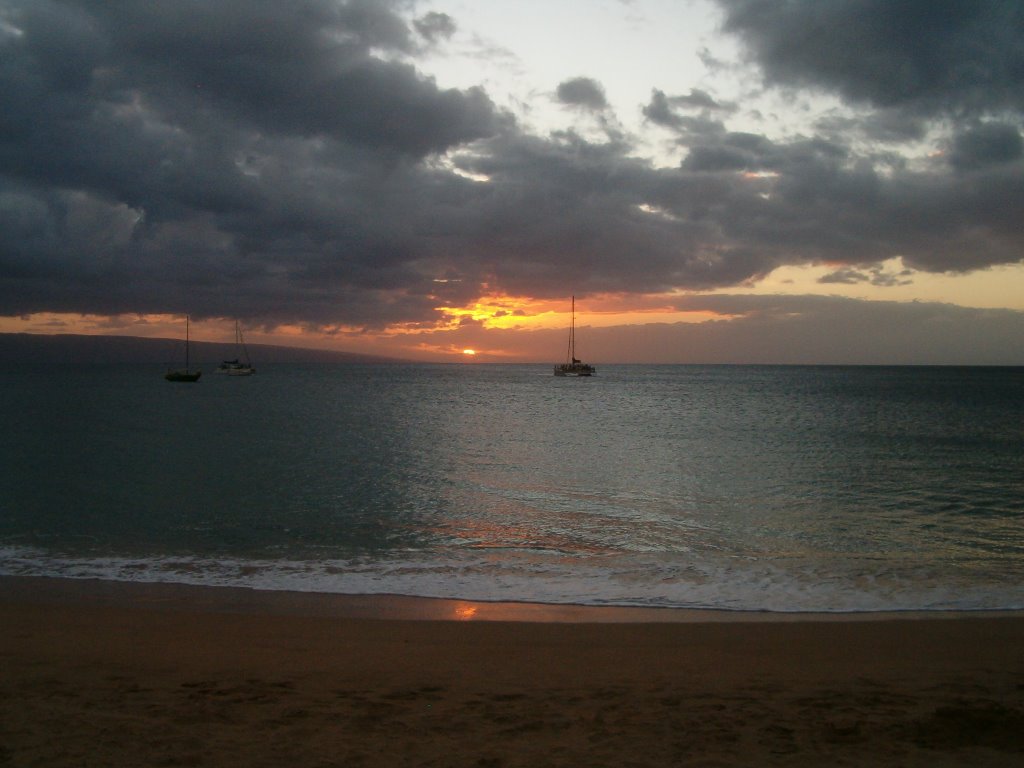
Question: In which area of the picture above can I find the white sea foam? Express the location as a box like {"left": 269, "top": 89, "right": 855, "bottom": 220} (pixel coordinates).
{"left": 2, "top": 545, "right": 1021, "bottom": 613}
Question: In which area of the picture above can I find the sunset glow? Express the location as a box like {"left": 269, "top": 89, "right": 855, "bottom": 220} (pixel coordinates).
{"left": 435, "top": 296, "right": 558, "bottom": 330}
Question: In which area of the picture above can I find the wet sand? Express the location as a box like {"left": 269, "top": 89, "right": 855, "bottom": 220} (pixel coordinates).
{"left": 2, "top": 577, "right": 1023, "bottom": 766}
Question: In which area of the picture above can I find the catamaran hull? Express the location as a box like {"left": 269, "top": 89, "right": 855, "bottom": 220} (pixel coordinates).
{"left": 554, "top": 365, "right": 595, "bottom": 376}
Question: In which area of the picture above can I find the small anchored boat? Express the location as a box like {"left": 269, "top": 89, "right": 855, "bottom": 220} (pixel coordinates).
{"left": 216, "top": 321, "right": 255, "bottom": 376}
{"left": 165, "top": 315, "right": 202, "bottom": 382}
{"left": 554, "top": 296, "right": 595, "bottom": 377}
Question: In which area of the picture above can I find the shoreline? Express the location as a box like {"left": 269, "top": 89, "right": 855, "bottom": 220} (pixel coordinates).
{"left": 4, "top": 575, "right": 1024, "bottom": 765}
{"left": 3, "top": 574, "right": 1023, "bottom": 623}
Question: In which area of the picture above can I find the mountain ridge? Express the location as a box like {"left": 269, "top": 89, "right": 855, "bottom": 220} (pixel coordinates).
{"left": 0, "top": 332, "right": 410, "bottom": 365}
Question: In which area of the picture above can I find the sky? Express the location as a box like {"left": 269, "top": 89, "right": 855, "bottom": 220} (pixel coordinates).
{"left": 1, "top": 0, "right": 1023, "bottom": 363}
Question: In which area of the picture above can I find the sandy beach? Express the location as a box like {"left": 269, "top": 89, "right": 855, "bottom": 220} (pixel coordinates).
{"left": 2, "top": 577, "right": 1022, "bottom": 767}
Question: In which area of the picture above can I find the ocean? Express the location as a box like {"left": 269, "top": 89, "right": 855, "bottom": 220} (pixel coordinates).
{"left": 1, "top": 363, "right": 1022, "bottom": 613}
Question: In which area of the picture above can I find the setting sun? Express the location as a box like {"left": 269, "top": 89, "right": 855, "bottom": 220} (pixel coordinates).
{"left": 462, "top": 348, "right": 476, "bottom": 356}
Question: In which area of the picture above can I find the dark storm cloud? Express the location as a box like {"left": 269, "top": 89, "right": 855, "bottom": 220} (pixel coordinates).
{"left": 948, "top": 121, "right": 1024, "bottom": 171}
{"left": 0, "top": 0, "right": 510, "bottom": 325}
{"left": 1, "top": 0, "right": 1023, "bottom": 338}
{"left": 648, "top": 0, "right": 1024, "bottom": 276}
{"left": 555, "top": 77, "right": 608, "bottom": 111}
{"left": 815, "top": 110, "right": 928, "bottom": 145}
{"left": 0, "top": 0, "right": 501, "bottom": 161}
{"left": 717, "top": 0, "right": 1024, "bottom": 116}
{"left": 631, "top": 116, "right": 1024, "bottom": 275}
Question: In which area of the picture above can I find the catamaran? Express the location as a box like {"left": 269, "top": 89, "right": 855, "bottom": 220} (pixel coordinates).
{"left": 554, "top": 296, "right": 595, "bottom": 376}
{"left": 216, "top": 321, "right": 255, "bottom": 375}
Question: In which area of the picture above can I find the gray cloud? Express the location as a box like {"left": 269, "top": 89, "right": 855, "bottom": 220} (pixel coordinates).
{"left": 643, "top": 88, "right": 733, "bottom": 130}
{"left": 819, "top": 268, "right": 872, "bottom": 285}
{"left": 414, "top": 11, "right": 457, "bottom": 44}
{"left": 717, "top": 0, "right": 1024, "bottom": 117}
{"left": 948, "top": 121, "right": 1024, "bottom": 171}
{"left": 643, "top": 90, "right": 681, "bottom": 128}
{"left": 819, "top": 265, "right": 913, "bottom": 287}
{"left": 815, "top": 109, "right": 928, "bottom": 145}
{"left": 556, "top": 77, "right": 608, "bottom": 111}
{"left": 0, "top": 0, "right": 1022, "bottom": 340}
{"left": 674, "top": 88, "right": 727, "bottom": 111}
{"left": 0, "top": 0, "right": 511, "bottom": 326}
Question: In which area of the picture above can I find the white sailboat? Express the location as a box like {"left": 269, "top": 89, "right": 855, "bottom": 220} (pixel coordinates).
{"left": 216, "top": 321, "right": 255, "bottom": 375}
{"left": 554, "top": 296, "right": 595, "bottom": 376}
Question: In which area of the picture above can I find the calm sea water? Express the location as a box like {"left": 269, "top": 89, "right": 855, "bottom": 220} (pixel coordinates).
{"left": 1, "top": 363, "right": 1022, "bottom": 612}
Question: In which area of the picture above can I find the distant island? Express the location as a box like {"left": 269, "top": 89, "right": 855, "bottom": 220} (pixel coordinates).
{"left": 0, "top": 333, "right": 409, "bottom": 366}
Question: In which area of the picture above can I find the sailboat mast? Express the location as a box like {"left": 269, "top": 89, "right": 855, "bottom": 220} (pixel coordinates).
{"left": 185, "top": 315, "right": 190, "bottom": 369}
{"left": 566, "top": 295, "right": 576, "bottom": 363}
{"left": 237, "top": 320, "right": 251, "bottom": 365}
